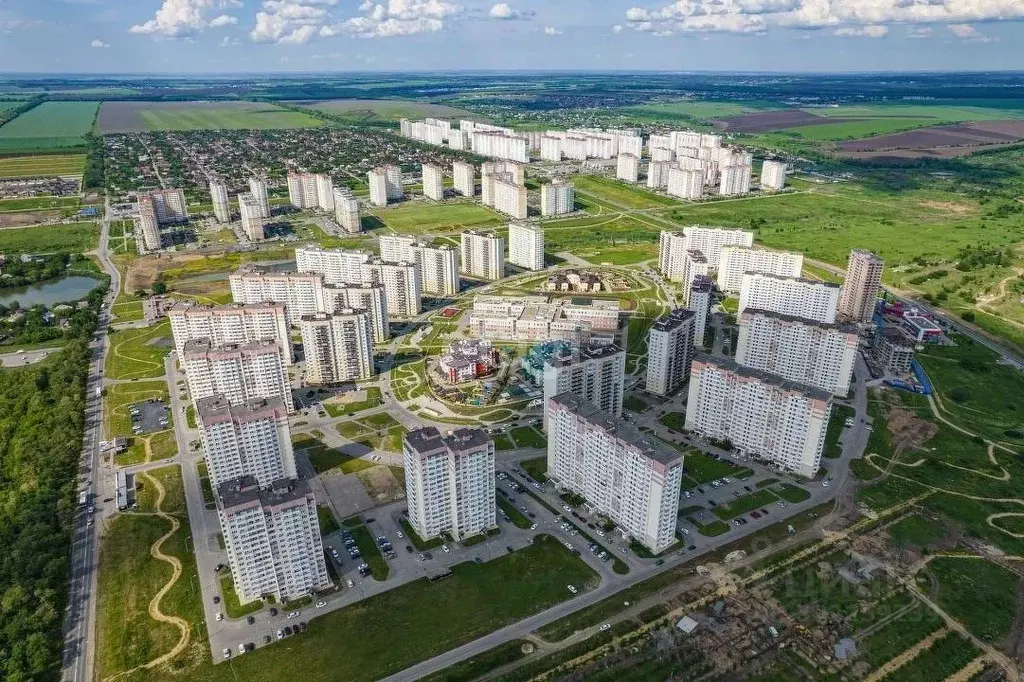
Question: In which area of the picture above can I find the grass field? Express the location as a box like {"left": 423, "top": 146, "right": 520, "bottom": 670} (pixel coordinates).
{"left": 0, "top": 153, "right": 86, "bottom": 178}
{"left": 571, "top": 175, "right": 681, "bottom": 209}
{"left": 98, "top": 101, "right": 324, "bottom": 133}
{"left": 510, "top": 426, "right": 547, "bottom": 449}
{"left": 615, "top": 100, "right": 761, "bottom": 122}
{"left": 303, "top": 99, "right": 482, "bottom": 122}
{"left": 105, "top": 321, "right": 172, "bottom": 380}
{"left": 294, "top": 434, "right": 375, "bottom": 476}
{"left": 542, "top": 214, "right": 660, "bottom": 265}
{"left": 0, "top": 102, "right": 99, "bottom": 150}
{"left": 928, "top": 557, "right": 1018, "bottom": 643}
{"left": 0, "top": 195, "right": 80, "bottom": 212}
{"left": 373, "top": 201, "right": 503, "bottom": 234}
{"left": 0, "top": 221, "right": 99, "bottom": 253}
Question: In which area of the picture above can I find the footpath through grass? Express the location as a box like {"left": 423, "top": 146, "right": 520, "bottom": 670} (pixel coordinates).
{"left": 105, "top": 321, "right": 172, "bottom": 380}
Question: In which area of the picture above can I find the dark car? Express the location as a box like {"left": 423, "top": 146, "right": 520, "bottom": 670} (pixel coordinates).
{"left": 245, "top": 643, "right": 255, "bottom": 652}
{"left": 688, "top": 545, "right": 696, "bottom": 551}
{"left": 743, "top": 485, "right": 752, "bottom": 492}
{"left": 263, "top": 635, "right": 271, "bottom": 644}
{"left": 697, "top": 487, "right": 706, "bottom": 494}
{"left": 405, "top": 545, "right": 413, "bottom": 553}
{"left": 269, "top": 608, "right": 278, "bottom": 617}
{"left": 506, "top": 545, "right": 514, "bottom": 553}
{"left": 246, "top": 616, "right": 255, "bottom": 625}
{"left": 284, "top": 626, "right": 293, "bottom": 636}
{"left": 213, "top": 595, "right": 221, "bottom": 604}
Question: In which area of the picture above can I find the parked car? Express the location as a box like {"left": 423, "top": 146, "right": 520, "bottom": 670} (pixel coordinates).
{"left": 287, "top": 611, "right": 300, "bottom": 619}
{"left": 315, "top": 601, "right": 327, "bottom": 608}
{"left": 223, "top": 649, "right": 231, "bottom": 659}
{"left": 600, "top": 623, "right": 611, "bottom": 631}
{"left": 567, "top": 584, "right": 578, "bottom": 594}
{"left": 441, "top": 544, "right": 450, "bottom": 554}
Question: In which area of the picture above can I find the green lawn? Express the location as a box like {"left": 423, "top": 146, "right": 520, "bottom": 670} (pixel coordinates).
{"left": 571, "top": 175, "right": 681, "bottom": 209}
{"left": 373, "top": 201, "right": 503, "bottom": 234}
{"left": 323, "top": 387, "right": 383, "bottom": 417}
{"left": 711, "top": 489, "right": 779, "bottom": 520}
{"left": 197, "top": 461, "right": 215, "bottom": 509}
{"left": 105, "top": 321, "right": 172, "bottom": 380}
{"left": 97, "top": 101, "right": 325, "bottom": 133}
{"left": 510, "top": 426, "right": 547, "bottom": 449}
{"left": 690, "top": 518, "right": 730, "bottom": 537}
{"left": 493, "top": 433, "right": 516, "bottom": 451}
{"left": 220, "top": 573, "right": 263, "bottom": 618}
{"left": 773, "top": 484, "right": 810, "bottom": 504}
{"left": 497, "top": 495, "right": 531, "bottom": 529}
{"left": 520, "top": 456, "right": 548, "bottom": 483}
{"left": 399, "top": 516, "right": 443, "bottom": 550}
{"left": 681, "top": 451, "right": 742, "bottom": 485}
{"left": 824, "top": 404, "right": 855, "bottom": 458}
{"left": 887, "top": 514, "right": 945, "bottom": 549}
{"left": 349, "top": 524, "right": 389, "bottom": 581}
{"left": 659, "top": 412, "right": 686, "bottom": 431}
{"left": 882, "top": 632, "right": 980, "bottom": 682}
{"left": 317, "top": 505, "right": 340, "bottom": 536}
{"left": 0, "top": 221, "right": 99, "bottom": 253}
{"left": 0, "top": 102, "right": 99, "bottom": 150}
{"left": 111, "top": 299, "right": 145, "bottom": 323}
{"left": 929, "top": 557, "right": 1018, "bottom": 643}
{"left": 0, "top": 195, "right": 80, "bottom": 212}
{"left": 295, "top": 434, "right": 377, "bottom": 475}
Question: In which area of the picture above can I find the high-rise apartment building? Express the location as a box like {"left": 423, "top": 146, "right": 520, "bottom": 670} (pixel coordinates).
{"left": 617, "top": 153, "right": 639, "bottom": 182}
{"left": 421, "top": 164, "right": 444, "bottom": 201}
{"left": 658, "top": 231, "right": 689, "bottom": 282}
{"left": 541, "top": 180, "right": 574, "bottom": 217}
{"left": 368, "top": 168, "right": 389, "bottom": 207}
{"left": 681, "top": 226, "right": 754, "bottom": 267}
{"left": 298, "top": 310, "right": 375, "bottom": 384}
{"left": 217, "top": 476, "right": 330, "bottom": 605}
{"left": 209, "top": 178, "right": 231, "bottom": 223}
{"left": 378, "top": 235, "right": 458, "bottom": 297}
{"left": 689, "top": 275, "right": 714, "bottom": 348}
{"left": 736, "top": 309, "right": 858, "bottom": 397}
{"left": 493, "top": 174, "right": 528, "bottom": 219}
{"left": 238, "top": 193, "right": 266, "bottom": 241}
{"left": 287, "top": 172, "right": 333, "bottom": 211}
{"left": 645, "top": 309, "right": 696, "bottom": 396}
{"left": 384, "top": 165, "right": 404, "bottom": 200}
{"left": 326, "top": 283, "right": 389, "bottom": 343}
{"left": 738, "top": 272, "right": 841, "bottom": 324}
{"left": 508, "top": 222, "right": 544, "bottom": 271}
{"left": 542, "top": 344, "right": 625, "bottom": 427}
{"left": 229, "top": 267, "right": 329, "bottom": 326}
{"left": 685, "top": 355, "right": 831, "bottom": 478}
{"left": 460, "top": 230, "right": 505, "bottom": 281}
{"left": 546, "top": 393, "right": 683, "bottom": 553}
{"left": 453, "top": 161, "right": 475, "bottom": 197}
{"left": 137, "top": 196, "right": 161, "bottom": 251}
{"left": 667, "top": 166, "right": 704, "bottom": 200}
{"left": 403, "top": 427, "right": 496, "bottom": 541}
{"left": 647, "top": 161, "right": 670, "bottom": 189}
{"left": 182, "top": 339, "right": 294, "bottom": 412}
{"left": 198, "top": 395, "right": 296, "bottom": 487}
{"left": 540, "top": 135, "right": 562, "bottom": 161}
{"left": 717, "top": 246, "right": 804, "bottom": 293}
{"left": 295, "top": 245, "right": 371, "bottom": 286}
{"left": 333, "top": 187, "right": 361, "bottom": 234}
{"left": 838, "top": 249, "right": 885, "bottom": 324}
{"left": 248, "top": 177, "right": 271, "bottom": 219}
{"left": 168, "top": 301, "right": 292, "bottom": 364}
{"left": 295, "top": 246, "right": 422, "bottom": 316}
{"left": 360, "top": 260, "right": 421, "bottom": 317}
{"left": 145, "top": 188, "right": 189, "bottom": 223}
{"left": 760, "top": 160, "right": 787, "bottom": 191}
{"left": 718, "top": 149, "right": 753, "bottom": 196}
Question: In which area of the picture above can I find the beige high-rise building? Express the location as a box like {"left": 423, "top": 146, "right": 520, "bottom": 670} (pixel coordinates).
{"left": 294, "top": 245, "right": 372, "bottom": 286}
{"left": 460, "top": 230, "right": 505, "bottom": 281}
{"left": 229, "top": 267, "right": 329, "bottom": 326}
{"left": 541, "top": 180, "right": 574, "bottom": 216}
{"left": 324, "top": 283, "right": 390, "bottom": 343}
{"left": 508, "top": 222, "right": 544, "bottom": 271}
{"left": 360, "top": 260, "right": 421, "bottom": 317}
{"left": 248, "top": 177, "right": 271, "bottom": 219}
{"left": 368, "top": 168, "right": 389, "bottom": 207}
{"left": 333, "top": 187, "right": 361, "bottom": 233}
{"left": 378, "top": 235, "right": 459, "bottom": 297}
{"left": 167, "top": 300, "right": 292, "bottom": 364}
{"left": 617, "top": 153, "right": 639, "bottom": 182}
{"left": 198, "top": 395, "right": 296, "bottom": 488}
{"left": 137, "top": 196, "right": 161, "bottom": 251}
{"left": 453, "top": 161, "right": 475, "bottom": 197}
{"left": 838, "top": 249, "right": 884, "bottom": 324}
{"left": 760, "top": 160, "right": 787, "bottom": 191}
{"left": 299, "top": 310, "right": 375, "bottom": 384}
{"left": 146, "top": 188, "right": 188, "bottom": 223}
{"left": 542, "top": 344, "right": 626, "bottom": 427}
{"left": 209, "top": 179, "right": 231, "bottom": 223}
{"left": 182, "top": 339, "right": 294, "bottom": 412}
{"left": 238, "top": 192, "right": 265, "bottom": 241}
{"left": 645, "top": 308, "right": 696, "bottom": 397}
{"left": 493, "top": 174, "right": 528, "bottom": 219}
{"left": 422, "top": 163, "right": 444, "bottom": 201}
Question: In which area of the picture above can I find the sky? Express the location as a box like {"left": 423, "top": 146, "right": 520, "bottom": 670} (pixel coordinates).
{"left": 1, "top": 0, "right": 1023, "bottom": 74}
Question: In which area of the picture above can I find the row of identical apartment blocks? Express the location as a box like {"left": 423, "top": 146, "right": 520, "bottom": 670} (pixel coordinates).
{"left": 208, "top": 177, "right": 272, "bottom": 241}
{"left": 136, "top": 188, "right": 188, "bottom": 251}
{"left": 289, "top": 171, "right": 365, "bottom": 234}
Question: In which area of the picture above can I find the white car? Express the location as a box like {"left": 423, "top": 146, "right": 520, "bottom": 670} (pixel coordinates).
{"left": 562, "top": 505, "right": 571, "bottom": 512}
{"left": 396, "top": 531, "right": 404, "bottom": 539}
{"left": 680, "top": 528, "right": 690, "bottom": 535}
{"left": 822, "top": 480, "right": 831, "bottom": 488}
{"left": 315, "top": 600, "right": 327, "bottom": 608}
{"left": 215, "top": 612, "right": 223, "bottom": 622}
{"left": 222, "top": 648, "right": 231, "bottom": 659}
{"left": 238, "top": 644, "right": 246, "bottom": 655}
{"left": 599, "top": 623, "right": 611, "bottom": 631}
{"left": 346, "top": 579, "right": 354, "bottom": 588}
{"left": 287, "top": 611, "right": 300, "bottom": 619}
{"left": 277, "top": 629, "right": 283, "bottom": 640}
{"left": 530, "top": 523, "right": 538, "bottom": 530}
{"left": 441, "top": 544, "right": 450, "bottom": 554}
{"left": 567, "top": 584, "right": 578, "bottom": 594}
{"left": 595, "top": 530, "right": 605, "bottom": 537}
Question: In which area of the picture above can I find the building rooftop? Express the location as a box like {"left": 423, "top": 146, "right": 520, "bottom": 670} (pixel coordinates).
{"left": 686, "top": 249, "right": 707, "bottom": 263}
{"left": 741, "top": 308, "right": 857, "bottom": 334}
{"left": 691, "top": 275, "right": 714, "bottom": 293}
{"left": 217, "top": 475, "right": 312, "bottom": 512}
{"left": 404, "top": 426, "right": 491, "bottom": 458}
{"left": 652, "top": 308, "right": 696, "bottom": 333}
{"left": 692, "top": 354, "right": 832, "bottom": 401}
{"left": 877, "top": 326, "right": 915, "bottom": 347}
{"left": 197, "top": 394, "right": 288, "bottom": 425}
{"left": 545, "top": 343, "right": 623, "bottom": 369}
{"left": 904, "top": 315, "right": 942, "bottom": 331}
{"left": 741, "top": 271, "right": 840, "bottom": 289}
{"left": 549, "top": 392, "right": 682, "bottom": 466}
{"left": 182, "top": 338, "right": 280, "bottom": 357}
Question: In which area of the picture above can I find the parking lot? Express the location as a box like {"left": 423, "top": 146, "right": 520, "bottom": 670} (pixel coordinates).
{"left": 129, "top": 398, "right": 170, "bottom": 435}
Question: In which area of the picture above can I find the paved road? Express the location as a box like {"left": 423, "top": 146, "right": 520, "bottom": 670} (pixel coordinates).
{"left": 60, "top": 213, "right": 122, "bottom": 682}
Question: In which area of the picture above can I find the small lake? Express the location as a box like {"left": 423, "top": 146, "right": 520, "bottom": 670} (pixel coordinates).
{"left": 0, "top": 274, "right": 103, "bottom": 307}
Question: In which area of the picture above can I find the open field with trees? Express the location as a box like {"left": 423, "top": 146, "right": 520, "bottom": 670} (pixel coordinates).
{"left": 104, "top": 321, "right": 172, "bottom": 380}
{"left": 0, "top": 221, "right": 99, "bottom": 254}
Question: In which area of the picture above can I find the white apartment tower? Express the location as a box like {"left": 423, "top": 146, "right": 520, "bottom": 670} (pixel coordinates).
{"left": 229, "top": 268, "right": 329, "bottom": 326}
{"left": 717, "top": 246, "right": 804, "bottom": 293}
{"left": 685, "top": 356, "right": 832, "bottom": 478}
{"left": 493, "top": 174, "right": 528, "bottom": 220}
{"left": 542, "top": 344, "right": 626, "bottom": 427}
{"left": 658, "top": 231, "right": 689, "bottom": 282}
{"left": 422, "top": 163, "right": 445, "bottom": 201}
{"left": 453, "top": 161, "right": 475, "bottom": 197}
{"left": 182, "top": 339, "right": 294, "bottom": 412}
{"left": 368, "top": 168, "right": 389, "bottom": 207}
{"left": 736, "top": 309, "right": 859, "bottom": 397}
{"left": 137, "top": 196, "right": 161, "bottom": 251}
{"left": 460, "top": 231, "right": 505, "bottom": 281}
{"left": 667, "top": 166, "right": 704, "bottom": 200}
{"left": 647, "top": 161, "right": 670, "bottom": 189}
{"left": 238, "top": 193, "right": 266, "bottom": 241}
{"left": 248, "top": 177, "right": 271, "bottom": 219}
{"left": 681, "top": 226, "right": 754, "bottom": 266}
{"left": 295, "top": 246, "right": 372, "bottom": 286}
{"left": 167, "top": 301, "right": 292, "bottom": 364}
{"left": 378, "top": 235, "right": 458, "bottom": 297}
{"left": 298, "top": 310, "right": 375, "bottom": 384}
{"left": 541, "top": 180, "right": 574, "bottom": 217}
{"left": 546, "top": 393, "right": 683, "bottom": 553}
{"left": 217, "top": 476, "right": 330, "bottom": 605}
{"left": 209, "top": 179, "right": 231, "bottom": 223}
{"left": 287, "top": 172, "right": 333, "bottom": 211}
{"left": 385, "top": 165, "right": 404, "bottom": 200}
{"left": 361, "top": 260, "right": 421, "bottom": 317}
{"left": 689, "top": 275, "right": 714, "bottom": 349}
{"left": 760, "top": 160, "right": 787, "bottom": 191}
{"left": 327, "top": 283, "right": 390, "bottom": 343}
{"left": 146, "top": 188, "right": 188, "bottom": 223}
{"left": 333, "top": 188, "right": 361, "bottom": 234}
{"left": 508, "top": 222, "right": 545, "bottom": 271}
{"left": 645, "top": 309, "right": 696, "bottom": 397}
{"left": 403, "top": 427, "right": 496, "bottom": 541}
{"left": 617, "top": 153, "right": 639, "bottom": 183}
{"left": 198, "top": 395, "right": 296, "bottom": 487}
{"left": 839, "top": 249, "right": 885, "bottom": 324}
{"left": 739, "top": 273, "right": 841, "bottom": 324}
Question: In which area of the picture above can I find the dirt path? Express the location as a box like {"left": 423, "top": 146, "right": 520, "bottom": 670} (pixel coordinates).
{"left": 863, "top": 627, "right": 949, "bottom": 682}
{"left": 102, "top": 471, "right": 191, "bottom": 682}
{"left": 943, "top": 654, "right": 990, "bottom": 682}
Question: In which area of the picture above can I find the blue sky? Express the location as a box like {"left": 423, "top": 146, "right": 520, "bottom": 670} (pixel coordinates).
{"left": 1, "top": 0, "right": 1022, "bottom": 73}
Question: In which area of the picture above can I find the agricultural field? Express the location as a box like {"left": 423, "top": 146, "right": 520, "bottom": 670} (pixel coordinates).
{"left": 0, "top": 153, "right": 86, "bottom": 178}
{"left": 0, "top": 101, "right": 99, "bottom": 151}
{"left": 96, "top": 101, "right": 325, "bottom": 133}
{"left": 372, "top": 201, "right": 503, "bottom": 234}
{"left": 571, "top": 175, "right": 681, "bottom": 210}
{"left": 0, "top": 221, "right": 99, "bottom": 253}
{"left": 299, "top": 98, "right": 483, "bottom": 123}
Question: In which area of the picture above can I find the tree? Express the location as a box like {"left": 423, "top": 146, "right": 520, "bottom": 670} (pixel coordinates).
{"left": 152, "top": 280, "right": 168, "bottom": 295}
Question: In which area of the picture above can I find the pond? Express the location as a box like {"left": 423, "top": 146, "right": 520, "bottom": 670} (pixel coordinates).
{"left": 0, "top": 274, "right": 103, "bottom": 307}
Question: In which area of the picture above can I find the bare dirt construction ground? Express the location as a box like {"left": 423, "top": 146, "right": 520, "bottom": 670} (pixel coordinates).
{"left": 887, "top": 407, "right": 939, "bottom": 455}
{"left": 713, "top": 109, "right": 842, "bottom": 133}
{"left": 837, "top": 120, "right": 1024, "bottom": 159}
{"left": 356, "top": 466, "right": 405, "bottom": 505}
{"left": 919, "top": 200, "right": 976, "bottom": 215}
{"left": 124, "top": 253, "right": 207, "bottom": 291}
{"left": 0, "top": 210, "right": 59, "bottom": 227}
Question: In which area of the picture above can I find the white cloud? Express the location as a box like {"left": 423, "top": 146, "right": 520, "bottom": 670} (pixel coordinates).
{"left": 209, "top": 14, "right": 237, "bottom": 27}
{"left": 321, "top": 0, "right": 462, "bottom": 38}
{"left": 835, "top": 24, "right": 887, "bottom": 37}
{"left": 90, "top": 38, "right": 110, "bottom": 47}
{"left": 129, "top": 0, "right": 242, "bottom": 36}
{"left": 219, "top": 35, "right": 240, "bottom": 45}
{"left": 947, "top": 23, "right": 996, "bottom": 41}
{"left": 624, "top": 0, "right": 1024, "bottom": 36}
{"left": 488, "top": 2, "right": 531, "bottom": 19}
{"left": 543, "top": 25, "right": 562, "bottom": 35}
{"left": 907, "top": 26, "right": 932, "bottom": 38}
{"left": 251, "top": 0, "right": 328, "bottom": 43}
{"left": 612, "top": 24, "right": 623, "bottom": 33}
